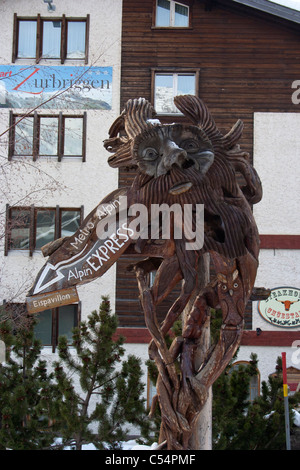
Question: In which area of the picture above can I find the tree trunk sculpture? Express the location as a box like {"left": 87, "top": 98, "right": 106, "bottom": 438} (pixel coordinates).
{"left": 28, "top": 95, "right": 262, "bottom": 450}
{"left": 103, "top": 95, "right": 262, "bottom": 449}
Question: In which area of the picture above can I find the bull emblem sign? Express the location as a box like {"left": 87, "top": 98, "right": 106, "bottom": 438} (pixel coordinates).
{"left": 27, "top": 96, "right": 262, "bottom": 450}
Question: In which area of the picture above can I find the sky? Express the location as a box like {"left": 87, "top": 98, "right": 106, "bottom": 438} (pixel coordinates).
{"left": 269, "top": 0, "right": 300, "bottom": 10}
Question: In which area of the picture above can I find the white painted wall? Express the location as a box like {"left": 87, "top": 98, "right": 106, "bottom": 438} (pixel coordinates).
{"left": 252, "top": 112, "right": 300, "bottom": 331}
{"left": 234, "top": 112, "right": 300, "bottom": 383}
{"left": 253, "top": 112, "right": 300, "bottom": 236}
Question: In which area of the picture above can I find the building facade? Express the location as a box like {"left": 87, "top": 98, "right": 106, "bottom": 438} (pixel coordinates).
{"left": 0, "top": 0, "right": 122, "bottom": 357}
{"left": 0, "top": 0, "right": 300, "bottom": 433}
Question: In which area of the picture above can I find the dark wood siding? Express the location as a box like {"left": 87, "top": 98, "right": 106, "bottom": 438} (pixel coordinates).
{"left": 115, "top": 0, "right": 300, "bottom": 328}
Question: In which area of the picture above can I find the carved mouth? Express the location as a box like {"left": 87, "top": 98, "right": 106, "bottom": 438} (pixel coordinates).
{"left": 182, "top": 159, "right": 196, "bottom": 170}
{"left": 169, "top": 181, "right": 193, "bottom": 195}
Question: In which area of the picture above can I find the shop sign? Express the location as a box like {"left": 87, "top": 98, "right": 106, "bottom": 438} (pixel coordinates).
{"left": 0, "top": 65, "right": 112, "bottom": 109}
{"left": 26, "top": 287, "right": 79, "bottom": 314}
{"left": 258, "top": 287, "right": 300, "bottom": 328}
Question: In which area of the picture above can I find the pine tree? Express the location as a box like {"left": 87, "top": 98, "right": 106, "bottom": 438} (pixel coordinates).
{"left": 52, "top": 296, "right": 153, "bottom": 450}
{"left": 212, "top": 354, "right": 300, "bottom": 450}
{"left": 212, "top": 353, "right": 257, "bottom": 449}
{"left": 0, "top": 316, "right": 59, "bottom": 450}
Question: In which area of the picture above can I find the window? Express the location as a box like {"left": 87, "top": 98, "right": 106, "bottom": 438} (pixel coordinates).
{"left": 42, "top": 20, "right": 62, "bottom": 59}
{"left": 152, "top": 69, "right": 199, "bottom": 114}
{"left": 5, "top": 205, "right": 83, "bottom": 255}
{"left": 17, "top": 20, "right": 37, "bottom": 58}
{"left": 63, "top": 117, "right": 85, "bottom": 156}
{"left": 8, "top": 208, "right": 31, "bottom": 250}
{"left": 9, "top": 112, "right": 86, "bottom": 161}
{"left": 155, "top": 0, "right": 190, "bottom": 27}
{"left": 34, "top": 304, "right": 80, "bottom": 352}
{"left": 13, "top": 116, "right": 34, "bottom": 156}
{"left": 13, "top": 15, "right": 89, "bottom": 63}
{"left": 67, "top": 21, "right": 87, "bottom": 59}
{"left": 1, "top": 302, "right": 80, "bottom": 352}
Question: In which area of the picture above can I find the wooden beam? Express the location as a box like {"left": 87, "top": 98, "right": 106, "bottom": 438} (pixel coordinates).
{"left": 115, "top": 327, "right": 300, "bottom": 346}
{"left": 260, "top": 235, "right": 300, "bottom": 249}
{"left": 240, "top": 330, "right": 299, "bottom": 346}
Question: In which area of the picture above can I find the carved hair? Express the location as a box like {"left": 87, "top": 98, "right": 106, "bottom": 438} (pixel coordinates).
{"left": 103, "top": 95, "right": 262, "bottom": 204}
{"left": 104, "top": 97, "right": 158, "bottom": 168}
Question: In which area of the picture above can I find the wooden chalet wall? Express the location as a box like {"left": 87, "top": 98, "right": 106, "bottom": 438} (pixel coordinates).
{"left": 115, "top": 0, "right": 300, "bottom": 328}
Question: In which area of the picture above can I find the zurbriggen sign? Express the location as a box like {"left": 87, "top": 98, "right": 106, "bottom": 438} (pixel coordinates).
{"left": 0, "top": 65, "right": 112, "bottom": 109}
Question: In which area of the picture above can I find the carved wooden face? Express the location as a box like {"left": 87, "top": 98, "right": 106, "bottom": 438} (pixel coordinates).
{"left": 132, "top": 124, "right": 214, "bottom": 178}
{"left": 217, "top": 269, "right": 240, "bottom": 297}
{"left": 216, "top": 265, "right": 246, "bottom": 325}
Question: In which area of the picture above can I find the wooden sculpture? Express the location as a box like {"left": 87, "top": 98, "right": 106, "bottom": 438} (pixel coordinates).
{"left": 27, "top": 95, "right": 262, "bottom": 450}
{"left": 103, "top": 95, "right": 261, "bottom": 449}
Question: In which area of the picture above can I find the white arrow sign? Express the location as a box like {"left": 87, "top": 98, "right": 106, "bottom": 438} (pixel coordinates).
{"left": 33, "top": 264, "right": 65, "bottom": 295}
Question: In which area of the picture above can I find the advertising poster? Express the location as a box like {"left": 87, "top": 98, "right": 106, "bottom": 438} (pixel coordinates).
{"left": 0, "top": 65, "right": 112, "bottom": 109}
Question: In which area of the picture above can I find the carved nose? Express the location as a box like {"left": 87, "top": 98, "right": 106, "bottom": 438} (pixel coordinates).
{"left": 163, "top": 140, "right": 187, "bottom": 170}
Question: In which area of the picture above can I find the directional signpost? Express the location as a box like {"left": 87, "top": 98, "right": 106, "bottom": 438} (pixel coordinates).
{"left": 26, "top": 188, "right": 133, "bottom": 313}
{"left": 26, "top": 287, "right": 79, "bottom": 314}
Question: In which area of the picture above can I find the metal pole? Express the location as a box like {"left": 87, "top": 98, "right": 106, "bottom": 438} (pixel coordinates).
{"left": 282, "top": 352, "right": 291, "bottom": 450}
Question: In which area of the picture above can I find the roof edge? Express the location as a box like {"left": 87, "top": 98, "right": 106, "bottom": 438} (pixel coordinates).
{"left": 230, "top": 0, "right": 300, "bottom": 24}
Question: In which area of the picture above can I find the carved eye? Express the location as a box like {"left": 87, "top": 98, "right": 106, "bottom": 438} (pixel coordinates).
{"left": 233, "top": 282, "right": 239, "bottom": 289}
{"left": 222, "top": 284, "right": 227, "bottom": 291}
{"left": 180, "top": 139, "right": 199, "bottom": 154}
{"left": 142, "top": 147, "right": 159, "bottom": 161}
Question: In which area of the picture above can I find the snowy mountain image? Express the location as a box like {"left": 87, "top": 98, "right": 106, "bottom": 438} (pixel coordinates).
{"left": 0, "top": 65, "right": 112, "bottom": 110}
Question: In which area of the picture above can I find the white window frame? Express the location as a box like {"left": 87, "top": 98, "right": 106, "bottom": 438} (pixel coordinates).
{"left": 9, "top": 112, "right": 86, "bottom": 161}
{"left": 152, "top": 69, "right": 199, "bottom": 115}
{"left": 155, "top": 0, "right": 190, "bottom": 28}
{"left": 12, "top": 14, "right": 89, "bottom": 64}
{"left": 5, "top": 205, "right": 83, "bottom": 256}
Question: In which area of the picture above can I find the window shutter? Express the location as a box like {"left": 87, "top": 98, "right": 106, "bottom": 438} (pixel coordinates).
{"left": 33, "top": 112, "right": 38, "bottom": 161}
{"left": 4, "top": 204, "right": 9, "bottom": 256}
{"left": 52, "top": 308, "right": 57, "bottom": 353}
{"left": 36, "top": 14, "right": 42, "bottom": 63}
{"left": 77, "top": 301, "right": 82, "bottom": 325}
{"left": 12, "top": 13, "right": 18, "bottom": 63}
{"left": 61, "top": 15, "right": 67, "bottom": 64}
{"left": 8, "top": 111, "right": 14, "bottom": 161}
{"left": 55, "top": 205, "right": 60, "bottom": 239}
{"left": 82, "top": 112, "right": 87, "bottom": 162}
{"left": 85, "top": 14, "right": 90, "bottom": 64}
{"left": 58, "top": 112, "right": 63, "bottom": 161}
{"left": 29, "top": 205, "right": 35, "bottom": 257}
